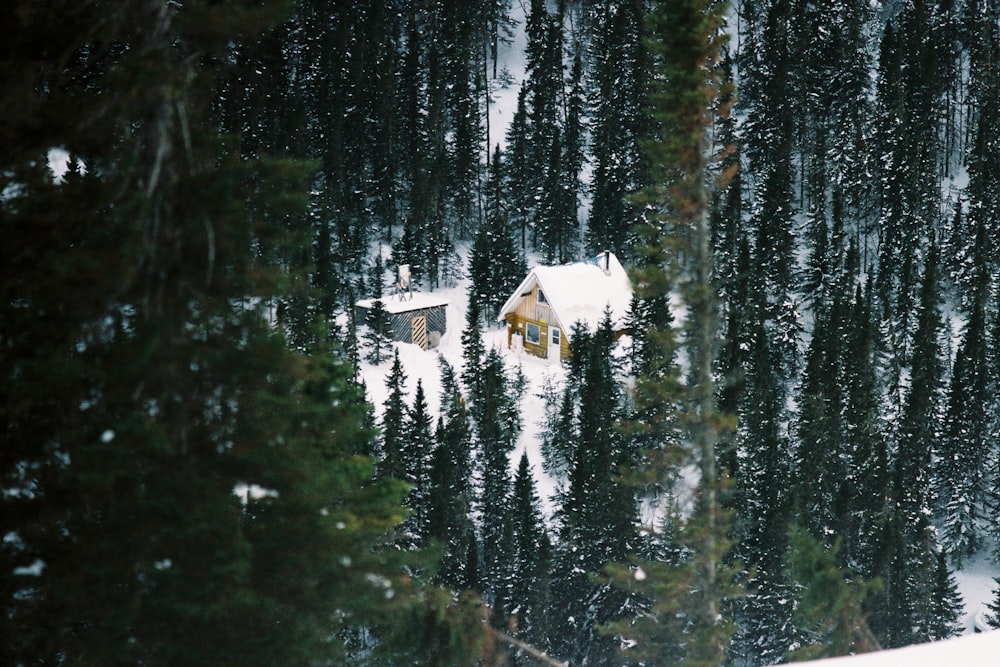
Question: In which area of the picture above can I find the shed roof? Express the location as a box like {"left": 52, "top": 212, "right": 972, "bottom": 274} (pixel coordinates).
{"left": 356, "top": 292, "right": 449, "bottom": 314}
{"left": 497, "top": 252, "right": 632, "bottom": 334}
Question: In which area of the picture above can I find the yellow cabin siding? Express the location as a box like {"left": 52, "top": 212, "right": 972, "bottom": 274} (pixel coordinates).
{"left": 504, "top": 313, "right": 570, "bottom": 360}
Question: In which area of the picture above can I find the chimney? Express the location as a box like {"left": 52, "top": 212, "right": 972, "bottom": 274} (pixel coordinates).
{"left": 603, "top": 250, "right": 611, "bottom": 275}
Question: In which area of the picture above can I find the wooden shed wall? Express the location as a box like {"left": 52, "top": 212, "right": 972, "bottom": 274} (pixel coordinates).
{"left": 356, "top": 303, "right": 447, "bottom": 348}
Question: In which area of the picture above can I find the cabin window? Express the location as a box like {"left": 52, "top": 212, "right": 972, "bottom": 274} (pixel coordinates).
{"left": 537, "top": 289, "right": 547, "bottom": 305}
{"left": 551, "top": 328, "right": 561, "bottom": 346}
{"left": 526, "top": 322, "right": 541, "bottom": 345}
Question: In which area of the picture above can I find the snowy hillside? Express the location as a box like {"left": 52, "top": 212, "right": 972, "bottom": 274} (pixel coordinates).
{"left": 794, "top": 629, "right": 1000, "bottom": 667}
{"left": 359, "top": 272, "right": 565, "bottom": 517}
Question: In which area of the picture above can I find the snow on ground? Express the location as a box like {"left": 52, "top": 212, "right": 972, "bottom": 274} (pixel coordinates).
{"left": 487, "top": 0, "right": 528, "bottom": 151}
{"left": 357, "top": 275, "right": 565, "bottom": 519}
{"left": 794, "top": 553, "right": 1000, "bottom": 665}
{"left": 955, "top": 551, "right": 999, "bottom": 633}
{"left": 795, "top": 628, "right": 1000, "bottom": 666}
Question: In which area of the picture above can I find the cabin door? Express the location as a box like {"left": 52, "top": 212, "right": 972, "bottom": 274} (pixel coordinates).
{"left": 411, "top": 316, "right": 428, "bottom": 350}
{"left": 548, "top": 327, "right": 561, "bottom": 360}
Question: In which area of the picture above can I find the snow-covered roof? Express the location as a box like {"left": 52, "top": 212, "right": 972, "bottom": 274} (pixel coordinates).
{"left": 356, "top": 291, "right": 449, "bottom": 314}
{"left": 497, "top": 252, "right": 632, "bottom": 335}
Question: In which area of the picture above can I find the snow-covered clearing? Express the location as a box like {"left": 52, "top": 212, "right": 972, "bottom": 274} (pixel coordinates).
{"left": 797, "top": 628, "right": 1000, "bottom": 667}
{"left": 358, "top": 276, "right": 564, "bottom": 518}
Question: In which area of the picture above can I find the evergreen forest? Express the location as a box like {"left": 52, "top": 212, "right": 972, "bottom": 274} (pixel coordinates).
{"left": 4, "top": 0, "right": 1000, "bottom": 665}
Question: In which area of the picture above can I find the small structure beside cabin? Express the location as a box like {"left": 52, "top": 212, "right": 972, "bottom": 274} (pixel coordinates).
{"left": 497, "top": 251, "right": 632, "bottom": 361}
{"left": 355, "top": 292, "right": 449, "bottom": 350}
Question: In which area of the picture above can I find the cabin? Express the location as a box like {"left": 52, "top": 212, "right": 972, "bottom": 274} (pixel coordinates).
{"left": 497, "top": 251, "right": 632, "bottom": 361}
{"left": 355, "top": 292, "right": 449, "bottom": 350}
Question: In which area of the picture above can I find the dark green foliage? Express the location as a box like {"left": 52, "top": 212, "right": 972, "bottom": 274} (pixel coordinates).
{"left": 461, "top": 292, "right": 486, "bottom": 402}
{"left": 504, "top": 88, "right": 532, "bottom": 253}
{"left": 364, "top": 255, "right": 392, "bottom": 364}
{"left": 876, "top": 237, "right": 961, "bottom": 647}
{"left": 549, "top": 314, "right": 640, "bottom": 664}
{"left": 937, "top": 252, "right": 991, "bottom": 564}
{"left": 378, "top": 349, "right": 408, "bottom": 483}
{"left": 0, "top": 2, "right": 457, "bottom": 663}
{"left": 985, "top": 577, "right": 1000, "bottom": 629}
{"left": 729, "top": 323, "right": 799, "bottom": 666}
{"left": 539, "top": 376, "right": 578, "bottom": 479}
{"left": 470, "top": 147, "right": 526, "bottom": 321}
{"left": 401, "top": 379, "right": 436, "bottom": 544}
{"left": 614, "top": 1, "right": 738, "bottom": 664}
{"left": 428, "top": 359, "right": 477, "bottom": 591}
{"left": 586, "top": 0, "right": 651, "bottom": 260}
{"left": 504, "top": 452, "right": 552, "bottom": 652}
{"left": 472, "top": 349, "right": 525, "bottom": 610}
{"left": 17, "top": 0, "right": 998, "bottom": 662}
{"left": 787, "top": 529, "right": 881, "bottom": 661}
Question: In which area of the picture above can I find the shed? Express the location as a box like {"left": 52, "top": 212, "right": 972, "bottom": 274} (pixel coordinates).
{"left": 355, "top": 292, "right": 449, "bottom": 350}
{"left": 497, "top": 251, "right": 632, "bottom": 360}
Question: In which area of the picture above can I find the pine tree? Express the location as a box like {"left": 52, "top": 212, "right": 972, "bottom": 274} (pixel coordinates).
{"left": 470, "top": 147, "right": 526, "bottom": 320}
{"left": 536, "top": 127, "right": 579, "bottom": 263}
{"left": 0, "top": 2, "right": 477, "bottom": 663}
{"left": 877, "top": 236, "right": 960, "bottom": 647}
{"left": 472, "top": 349, "right": 524, "bottom": 613}
{"left": 550, "top": 314, "right": 639, "bottom": 664}
{"left": 786, "top": 529, "right": 881, "bottom": 661}
{"left": 614, "top": 1, "right": 737, "bottom": 664}
{"left": 379, "top": 349, "right": 409, "bottom": 483}
{"left": 729, "top": 321, "right": 798, "bottom": 666}
{"left": 794, "top": 286, "right": 846, "bottom": 543}
{"left": 585, "top": 0, "right": 651, "bottom": 259}
{"left": 539, "top": 378, "right": 578, "bottom": 479}
{"left": 461, "top": 291, "right": 486, "bottom": 402}
{"left": 428, "top": 358, "right": 477, "bottom": 591}
{"left": 364, "top": 255, "right": 392, "bottom": 364}
{"left": 741, "top": 0, "right": 798, "bottom": 376}
{"left": 840, "top": 282, "right": 888, "bottom": 579}
{"left": 937, "top": 226, "right": 991, "bottom": 565}
{"left": 504, "top": 87, "right": 532, "bottom": 252}
{"left": 522, "top": 0, "right": 565, "bottom": 255}
{"left": 508, "top": 452, "right": 552, "bottom": 651}
{"left": 401, "top": 379, "right": 435, "bottom": 545}
{"left": 985, "top": 577, "right": 1000, "bottom": 629}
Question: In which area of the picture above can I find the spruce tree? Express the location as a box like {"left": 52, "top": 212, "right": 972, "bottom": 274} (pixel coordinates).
{"left": 985, "top": 577, "right": 1000, "bottom": 629}
{"left": 937, "top": 231, "right": 991, "bottom": 565}
{"left": 472, "top": 349, "right": 524, "bottom": 615}
{"left": 878, "top": 236, "right": 960, "bottom": 647}
{"left": 401, "top": 379, "right": 435, "bottom": 545}
{"left": 586, "top": 0, "right": 650, "bottom": 259}
{"left": 364, "top": 255, "right": 392, "bottom": 364}
{"left": 461, "top": 290, "right": 486, "bottom": 402}
{"left": 840, "top": 282, "right": 888, "bottom": 579}
{"left": 729, "top": 322, "right": 798, "bottom": 666}
{"left": 428, "top": 358, "right": 477, "bottom": 591}
{"left": 550, "top": 314, "right": 639, "bottom": 664}
{"left": 470, "top": 147, "right": 526, "bottom": 320}
{"left": 379, "top": 349, "right": 409, "bottom": 483}
{"left": 504, "top": 87, "right": 532, "bottom": 252}
{"left": 614, "top": 1, "right": 737, "bottom": 664}
{"left": 508, "top": 451, "right": 552, "bottom": 651}
{"left": 0, "top": 2, "right": 474, "bottom": 663}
